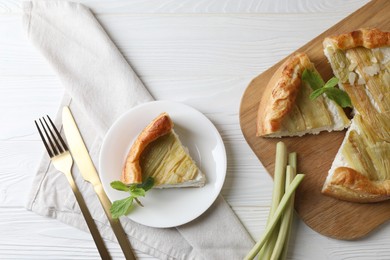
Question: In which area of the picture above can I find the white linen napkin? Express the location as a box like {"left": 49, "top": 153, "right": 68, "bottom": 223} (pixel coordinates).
{"left": 23, "top": 1, "right": 254, "bottom": 259}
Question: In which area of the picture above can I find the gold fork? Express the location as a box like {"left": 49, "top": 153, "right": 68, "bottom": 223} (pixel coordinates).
{"left": 35, "top": 116, "right": 111, "bottom": 260}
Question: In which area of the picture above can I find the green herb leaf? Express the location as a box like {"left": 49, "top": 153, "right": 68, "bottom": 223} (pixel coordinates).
{"left": 302, "top": 68, "right": 352, "bottom": 108}
{"left": 110, "top": 196, "right": 134, "bottom": 219}
{"left": 110, "top": 181, "right": 130, "bottom": 191}
{"left": 309, "top": 87, "right": 327, "bottom": 100}
{"left": 323, "top": 77, "right": 339, "bottom": 89}
{"left": 302, "top": 69, "right": 324, "bottom": 90}
{"left": 110, "top": 177, "right": 154, "bottom": 218}
{"left": 323, "top": 88, "right": 353, "bottom": 108}
{"left": 137, "top": 177, "right": 154, "bottom": 191}
{"left": 130, "top": 187, "right": 146, "bottom": 197}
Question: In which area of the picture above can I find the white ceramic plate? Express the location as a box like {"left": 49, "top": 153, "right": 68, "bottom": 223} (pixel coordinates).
{"left": 99, "top": 101, "right": 226, "bottom": 228}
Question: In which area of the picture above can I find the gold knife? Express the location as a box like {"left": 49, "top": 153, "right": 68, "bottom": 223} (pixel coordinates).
{"left": 62, "top": 106, "right": 136, "bottom": 260}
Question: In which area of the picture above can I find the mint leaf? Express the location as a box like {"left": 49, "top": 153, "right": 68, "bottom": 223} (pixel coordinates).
{"left": 110, "top": 196, "right": 134, "bottom": 219}
{"left": 323, "top": 88, "right": 352, "bottom": 108}
{"left": 130, "top": 187, "right": 146, "bottom": 197}
{"left": 110, "top": 177, "right": 154, "bottom": 218}
{"left": 310, "top": 88, "right": 327, "bottom": 100}
{"left": 302, "top": 68, "right": 352, "bottom": 108}
{"left": 309, "top": 77, "right": 339, "bottom": 100}
{"left": 110, "top": 181, "right": 130, "bottom": 191}
{"left": 302, "top": 69, "right": 324, "bottom": 90}
{"left": 137, "top": 177, "right": 154, "bottom": 191}
{"left": 323, "top": 77, "right": 339, "bottom": 89}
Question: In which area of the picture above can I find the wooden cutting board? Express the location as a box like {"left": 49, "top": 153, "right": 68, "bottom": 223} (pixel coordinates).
{"left": 239, "top": 0, "right": 390, "bottom": 240}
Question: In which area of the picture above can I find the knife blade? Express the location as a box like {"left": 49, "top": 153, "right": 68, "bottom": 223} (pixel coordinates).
{"left": 62, "top": 106, "right": 136, "bottom": 260}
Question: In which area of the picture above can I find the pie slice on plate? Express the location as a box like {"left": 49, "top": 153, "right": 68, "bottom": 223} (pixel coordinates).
{"left": 121, "top": 112, "right": 206, "bottom": 188}
{"left": 322, "top": 28, "right": 390, "bottom": 202}
{"left": 256, "top": 52, "right": 350, "bottom": 137}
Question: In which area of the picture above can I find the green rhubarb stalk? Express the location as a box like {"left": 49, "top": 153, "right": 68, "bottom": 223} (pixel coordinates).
{"left": 244, "top": 174, "right": 305, "bottom": 260}
{"left": 259, "top": 141, "right": 288, "bottom": 259}
{"left": 270, "top": 154, "right": 296, "bottom": 260}
{"left": 288, "top": 152, "right": 297, "bottom": 178}
{"left": 280, "top": 153, "right": 298, "bottom": 260}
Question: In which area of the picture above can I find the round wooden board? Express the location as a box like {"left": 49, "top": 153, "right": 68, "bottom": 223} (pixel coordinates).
{"left": 239, "top": 0, "right": 390, "bottom": 240}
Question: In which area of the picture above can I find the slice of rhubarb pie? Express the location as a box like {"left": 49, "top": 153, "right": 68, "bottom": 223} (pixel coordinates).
{"left": 121, "top": 112, "right": 205, "bottom": 188}
{"left": 256, "top": 52, "right": 349, "bottom": 137}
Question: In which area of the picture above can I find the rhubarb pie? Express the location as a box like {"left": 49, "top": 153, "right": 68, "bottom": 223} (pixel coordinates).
{"left": 322, "top": 28, "right": 390, "bottom": 202}
{"left": 256, "top": 52, "right": 349, "bottom": 137}
{"left": 121, "top": 112, "right": 205, "bottom": 188}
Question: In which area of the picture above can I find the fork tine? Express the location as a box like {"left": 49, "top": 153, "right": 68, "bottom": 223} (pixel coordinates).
{"left": 39, "top": 118, "right": 59, "bottom": 156}
{"left": 35, "top": 120, "right": 54, "bottom": 158}
{"left": 47, "top": 115, "right": 68, "bottom": 151}
{"left": 42, "top": 117, "right": 65, "bottom": 154}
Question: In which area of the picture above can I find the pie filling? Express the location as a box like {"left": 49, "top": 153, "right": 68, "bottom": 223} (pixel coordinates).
{"left": 280, "top": 81, "right": 334, "bottom": 132}
{"left": 327, "top": 45, "right": 390, "bottom": 185}
{"left": 140, "top": 132, "right": 201, "bottom": 187}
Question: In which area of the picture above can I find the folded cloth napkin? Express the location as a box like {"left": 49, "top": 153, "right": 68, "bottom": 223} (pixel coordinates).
{"left": 23, "top": 1, "right": 254, "bottom": 259}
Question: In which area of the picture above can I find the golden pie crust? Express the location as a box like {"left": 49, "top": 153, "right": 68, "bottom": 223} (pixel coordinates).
{"left": 121, "top": 112, "right": 173, "bottom": 184}
{"left": 323, "top": 28, "right": 390, "bottom": 50}
{"left": 256, "top": 52, "right": 313, "bottom": 136}
{"left": 322, "top": 167, "right": 390, "bottom": 203}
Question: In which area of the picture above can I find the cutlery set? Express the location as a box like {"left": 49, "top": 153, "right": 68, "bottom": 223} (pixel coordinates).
{"left": 35, "top": 107, "right": 136, "bottom": 260}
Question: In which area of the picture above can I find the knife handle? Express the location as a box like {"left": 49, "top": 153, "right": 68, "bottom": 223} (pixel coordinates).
{"left": 63, "top": 171, "right": 112, "bottom": 260}
{"left": 94, "top": 183, "right": 136, "bottom": 260}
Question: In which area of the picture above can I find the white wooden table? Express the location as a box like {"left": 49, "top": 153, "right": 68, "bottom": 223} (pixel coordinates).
{"left": 2, "top": 0, "right": 389, "bottom": 259}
